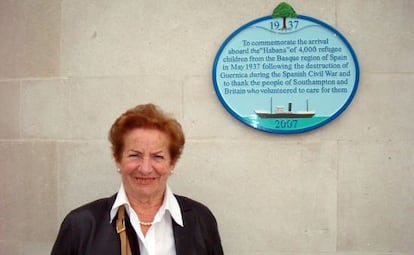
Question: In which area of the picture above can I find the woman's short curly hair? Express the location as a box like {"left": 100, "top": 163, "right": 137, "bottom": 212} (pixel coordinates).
{"left": 108, "top": 103, "right": 185, "bottom": 164}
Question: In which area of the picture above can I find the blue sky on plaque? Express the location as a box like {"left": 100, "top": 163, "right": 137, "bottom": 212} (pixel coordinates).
{"left": 212, "top": 2, "right": 359, "bottom": 134}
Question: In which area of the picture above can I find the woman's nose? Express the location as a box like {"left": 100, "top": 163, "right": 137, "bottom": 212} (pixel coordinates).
{"left": 139, "top": 156, "right": 152, "bottom": 174}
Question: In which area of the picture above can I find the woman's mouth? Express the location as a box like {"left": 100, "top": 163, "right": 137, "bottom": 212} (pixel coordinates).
{"left": 135, "top": 177, "right": 156, "bottom": 185}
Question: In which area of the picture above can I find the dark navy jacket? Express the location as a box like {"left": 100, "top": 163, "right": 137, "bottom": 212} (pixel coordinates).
{"left": 51, "top": 194, "right": 224, "bottom": 255}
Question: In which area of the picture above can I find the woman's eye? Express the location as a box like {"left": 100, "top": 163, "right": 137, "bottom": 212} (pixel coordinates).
{"left": 154, "top": 155, "right": 164, "bottom": 161}
{"left": 128, "top": 153, "right": 140, "bottom": 158}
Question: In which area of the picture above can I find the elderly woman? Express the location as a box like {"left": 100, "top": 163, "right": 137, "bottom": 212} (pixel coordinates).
{"left": 51, "top": 103, "right": 224, "bottom": 255}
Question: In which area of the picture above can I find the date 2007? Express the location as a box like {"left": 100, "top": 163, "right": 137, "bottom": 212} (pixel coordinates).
{"left": 275, "top": 119, "right": 298, "bottom": 129}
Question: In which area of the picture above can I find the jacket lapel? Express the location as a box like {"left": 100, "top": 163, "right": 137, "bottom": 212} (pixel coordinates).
{"left": 173, "top": 195, "right": 208, "bottom": 255}
{"left": 173, "top": 196, "right": 195, "bottom": 254}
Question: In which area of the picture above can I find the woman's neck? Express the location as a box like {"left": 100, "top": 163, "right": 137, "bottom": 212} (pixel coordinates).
{"left": 127, "top": 192, "right": 164, "bottom": 220}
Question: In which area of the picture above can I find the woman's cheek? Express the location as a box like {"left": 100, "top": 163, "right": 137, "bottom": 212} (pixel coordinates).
{"left": 122, "top": 161, "right": 138, "bottom": 173}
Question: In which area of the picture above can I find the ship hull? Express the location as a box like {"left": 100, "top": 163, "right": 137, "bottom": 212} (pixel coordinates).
{"left": 255, "top": 111, "right": 315, "bottom": 118}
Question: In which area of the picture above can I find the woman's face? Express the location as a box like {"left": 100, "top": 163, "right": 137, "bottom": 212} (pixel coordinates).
{"left": 116, "top": 128, "right": 175, "bottom": 202}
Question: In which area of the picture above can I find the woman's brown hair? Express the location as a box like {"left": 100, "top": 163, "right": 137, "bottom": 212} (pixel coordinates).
{"left": 109, "top": 104, "right": 185, "bottom": 164}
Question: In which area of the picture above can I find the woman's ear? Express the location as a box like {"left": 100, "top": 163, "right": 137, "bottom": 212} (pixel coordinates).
{"left": 115, "top": 162, "right": 122, "bottom": 173}
{"left": 169, "top": 164, "right": 176, "bottom": 175}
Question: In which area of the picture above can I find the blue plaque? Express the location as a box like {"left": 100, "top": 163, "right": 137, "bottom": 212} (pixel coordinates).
{"left": 212, "top": 4, "right": 359, "bottom": 134}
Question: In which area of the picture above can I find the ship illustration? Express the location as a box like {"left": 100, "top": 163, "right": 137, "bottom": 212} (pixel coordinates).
{"left": 255, "top": 98, "right": 315, "bottom": 118}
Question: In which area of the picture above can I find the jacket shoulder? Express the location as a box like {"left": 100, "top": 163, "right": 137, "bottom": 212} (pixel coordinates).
{"left": 174, "top": 194, "right": 220, "bottom": 227}
{"left": 68, "top": 194, "right": 116, "bottom": 219}
{"left": 175, "top": 195, "right": 213, "bottom": 214}
{"left": 59, "top": 194, "right": 117, "bottom": 236}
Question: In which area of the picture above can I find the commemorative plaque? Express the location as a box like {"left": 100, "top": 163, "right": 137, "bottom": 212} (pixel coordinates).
{"left": 212, "top": 3, "right": 359, "bottom": 134}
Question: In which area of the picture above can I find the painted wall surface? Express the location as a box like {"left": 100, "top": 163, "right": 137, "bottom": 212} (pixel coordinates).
{"left": 1, "top": 0, "right": 413, "bottom": 254}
